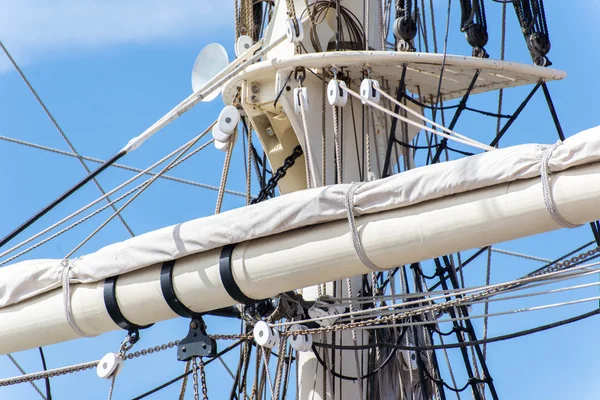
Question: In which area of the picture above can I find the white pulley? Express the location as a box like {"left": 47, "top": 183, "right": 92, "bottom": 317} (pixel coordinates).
{"left": 308, "top": 296, "right": 346, "bottom": 327}
{"left": 401, "top": 350, "right": 418, "bottom": 370}
{"left": 96, "top": 352, "right": 124, "bottom": 379}
{"left": 294, "top": 87, "right": 309, "bottom": 115}
{"left": 212, "top": 125, "right": 232, "bottom": 143}
{"left": 285, "top": 18, "right": 304, "bottom": 43}
{"left": 214, "top": 139, "right": 230, "bottom": 152}
{"left": 327, "top": 79, "right": 348, "bottom": 107}
{"left": 254, "top": 321, "right": 280, "bottom": 349}
{"left": 218, "top": 105, "right": 240, "bottom": 134}
{"left": 235, "top": 35, "right": 254, "bottom": 57}
{"left": 289, "top": 324, "right": 312, "bottom": 352}
{"left": 360, "top": 78, "right": 381, "bottom": 105}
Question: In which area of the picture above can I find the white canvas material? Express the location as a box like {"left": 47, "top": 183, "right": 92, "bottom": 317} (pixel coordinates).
{"left": 1, "top": 125, "right": 599, "bottom": 308}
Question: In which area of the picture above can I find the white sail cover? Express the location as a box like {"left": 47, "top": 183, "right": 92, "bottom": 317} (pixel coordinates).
{"left": 2, "top": 126, "right": 600, "bottom": 308}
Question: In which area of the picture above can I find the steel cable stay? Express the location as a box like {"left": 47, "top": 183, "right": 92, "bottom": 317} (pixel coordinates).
{"left": 0, "top": 29, "right": 291, "bottom": 251}
{"left": 0, "top": 39, "right": 135, "bottom": 240}
{"left": 329, "top": 268, "right": 600, "bottom": 313}
{"left": 0, "top": 134, "right": 246, "bottom": 196}
{"left": 0, "top": 126, "right": 217, "bottom": 266}
{"left": 272, "top": 258, "right": 600, "bottom": 329}
{"left": 311, "top": 307, "right": 600, "bottom": 351}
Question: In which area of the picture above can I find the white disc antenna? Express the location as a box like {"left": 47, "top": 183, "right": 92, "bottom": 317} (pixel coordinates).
{"left": 191, "top": 43, "right": 229, "bottom": 102}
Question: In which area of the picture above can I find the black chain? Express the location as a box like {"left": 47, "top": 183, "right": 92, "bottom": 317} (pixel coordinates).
{"left": 251, "top": 145, "right": 303, "bottom": 204}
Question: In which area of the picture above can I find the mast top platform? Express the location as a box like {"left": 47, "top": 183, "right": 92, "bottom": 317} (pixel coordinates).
{"left": 224, "top": 50, "right": 566, "bottom": 104}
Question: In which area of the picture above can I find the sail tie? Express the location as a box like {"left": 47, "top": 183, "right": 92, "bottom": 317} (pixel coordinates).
{"left": 541, "top": 141, "right": 580, "bottom": 229}
{"left": 61, "top": 258, "right": 94, "bottom": 337}
{"left": 345, "top": 182, "right": 386, "bottom": 271}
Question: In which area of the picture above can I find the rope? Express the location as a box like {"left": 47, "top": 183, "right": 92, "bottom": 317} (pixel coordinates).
{"left": 0, "top": 140, "right": 216, "bottom": 267}
{"left": 541, "top": 142, "right": 580, "bottom": 229}
{"left": 374, "top": 85, "right": 494, "bottom": 151}
{"left": 345, "top": 277, "right": 365, "bottom": 399}
{"left": 179, "top": 361, "right": 191, "bottom": 400}
{"left": 0, "top": 134, "right": 244, "bottom": 196}
{"left": 333, "top": 105, "right": 343, "bottom": 183}
{"left": 5, "top": 355, "right": 47, "bottom": 399}
{"left": 344, "top": 85, "right": 494, "bottom": 152}
{"left": 246, "top": 120, "right": 252, "bottom": 205}
{"left": 63, "top": 131, "right": 209, "bottom": 260}
{"left": 261, "top": 350, "right": 276, "bottom": 399}
{"left": 61, "top": 259, "right": 93, "bottom": 337}
{"left": 321, "top": 79, "right": 327, "bottom": 186}
{"left": 345, "top": 182, "right": 386, "bottom": 271}
{"left": 0, "top": 40, "right": 135, "bottom": 238}
{"left": 215, "top": 131, "right": 236, "bottom": 214}
{"left": 0, "top": 124, "right": 215, "bottom": 265}
{"left": 492, "top": 248, "right": 551, "bottom": 263}
{"left": 107, "top": 374, "right": 117, "bottom": 400}
{"left": 298, "top": 90, "right": 319, "bottom": 187}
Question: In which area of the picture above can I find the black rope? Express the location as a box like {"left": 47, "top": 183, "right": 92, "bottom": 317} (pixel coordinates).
{"left": 38, "top": 347, "right": 52, "bottom": 400}
{"left": 310, "top": 327, "right": 406, "bottom": 381}
{"left": 511, "top": 0, "right": 551, "bottom": 66}
{"left": 0, "top": 150, "right": 126, "bottom": 249}
{"left": 421, "top": 361, "right": 488, "bottom": 393}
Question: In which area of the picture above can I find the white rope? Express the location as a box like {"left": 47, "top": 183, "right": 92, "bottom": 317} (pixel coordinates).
{"left": 332, "top": 105, "right": 343, "bottom": 183}
{"left": 61, "top": 259, "right": 93, "bottom": 337}
{"left": 5, "top": 354, "right": 47, "bottom": 399}
{"left": 299, "top": 92, "right": 319, "bottom": 187}
{"left": 0, "top": 134, "right": 242, "bottom": 196}
{"left": 0, "top": 124, "right": 216, "bottom": 265}
{"left": 345, "top": 182, "right": 386, "bottom": 271}
{"left": 374, "top": 85, "right": 495, "bottom": 151}
{"left": 541, "top": 141, "right": 580, "bottom": 229}
{"left": 344, "top": 85, "right": 495, "bottom": 152}
{"left": 107, "top": 374, "right": 117, "bottom": 400}
{"left": 491, "top": 248, "right": 552, "bottom": 263}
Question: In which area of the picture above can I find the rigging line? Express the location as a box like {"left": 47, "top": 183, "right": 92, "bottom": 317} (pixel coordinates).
{"left": 0, "top": 126, "right": 216, "bottom": 265}
{"left": 310, "top": 327, "right": 406, "bottom": 381}
{"left": 314, "top": 308, "right": 600, "bottom": 351}
{"left": 0, "top": 134, "right": 245, "bottom": 196}
{"left": 0, "top": 31, "right": 287, "bottom": 252}
{"left": 432, "top": 0, "right": 452, "bottom": 119}
{"left": 0, "top": 40, "right": 135, "bottom": 238}
{"left": 344, "top": 85, "right": 494, "bottom": 151}
{"left": 491, "top": 248, "right": 551, "bottom": 263}
{"left": 132, "top": 339, "right": 246, "bottom": 400}
{"left": 375, "top": 85, "right": 491, "bottom": 149}
{"left": 38, "top": 348, "right": 52, "bottom": 400}
{"left": 0, "top": 147, "right": 127, "bottom": 251}
{"left": 63, "top": 131, "right": 209, "bottom": 259}
{"left": 337, "top": 272, "right": 600, "bottom": 324}
{"left": 530, "top": 240, "right": 597, "bottom": 276}
{"left": 5, "top": 354, "right": 47, "bottom": 399}
{"left": 274, "top": 261, "right": 600, "bottom": 329}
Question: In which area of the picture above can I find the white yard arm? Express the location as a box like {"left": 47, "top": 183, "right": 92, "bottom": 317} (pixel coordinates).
{"left": 1, "top": 158, "right": 600, "bottom": 354}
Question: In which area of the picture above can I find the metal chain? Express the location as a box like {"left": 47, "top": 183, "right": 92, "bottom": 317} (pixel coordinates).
{"left": 528, "top": 246, "right": 600, "bottom": 277}
{"left": 199, "top": 359, "right": 209, "bottom": 400}
{"left": 277, "top": 246, "right": 600, "bottom": 338}
{"left": 251, "top": 145, "right": 303, "bottom": 204}
{"left": 192, "top": 357, "right": 200, "bottom": 400}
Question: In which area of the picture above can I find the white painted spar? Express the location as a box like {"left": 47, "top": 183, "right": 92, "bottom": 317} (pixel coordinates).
{"left": 1, "top": 160, "right": 600, "bottom": 354}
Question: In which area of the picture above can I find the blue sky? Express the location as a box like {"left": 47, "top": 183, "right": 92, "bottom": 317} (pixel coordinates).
{"left": 1, "top": 1, "right": 600, "bottom": 399}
